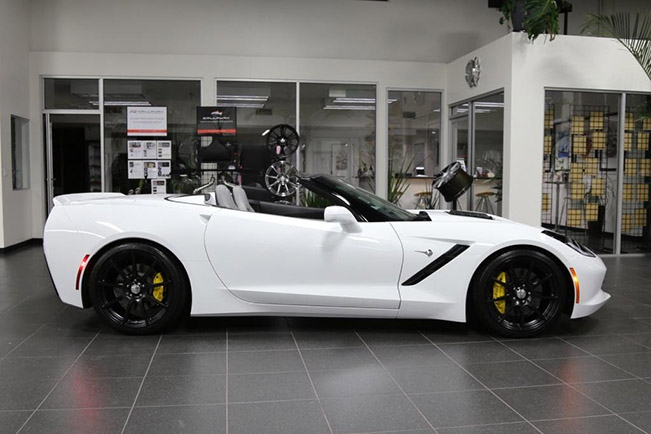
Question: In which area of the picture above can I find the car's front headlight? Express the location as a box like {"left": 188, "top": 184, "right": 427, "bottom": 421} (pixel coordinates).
{"left": 542, "top": 230, "right": 596, "bottom": 257}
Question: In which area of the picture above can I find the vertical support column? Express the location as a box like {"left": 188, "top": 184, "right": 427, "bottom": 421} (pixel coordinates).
{"left": 99, "top": 79, "right": 105, "bottom": 192}
{"left": 614, "top": 93, "right": 626, "bottom": 255}
{"left": 295, "top": 82, "right": 301, "bottom": 205}
{"left": 375, "top": 85, "right": 388, "bottom": 199}
{"left": 44, "top": 113, "right": 53, "bottom": 211}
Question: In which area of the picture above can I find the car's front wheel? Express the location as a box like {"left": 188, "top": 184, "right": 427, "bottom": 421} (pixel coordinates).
{"left": 88, "top": 242, "right": 188, "bottom": 335}
{"left": 472, "top": 249, "right": 567, "bottom": 338}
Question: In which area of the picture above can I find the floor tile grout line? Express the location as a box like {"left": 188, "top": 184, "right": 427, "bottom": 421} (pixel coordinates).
{"left": 0, "top": 324, "right": 47, "bottom": 363}
{"left": 556, "top": 336, "right": 651, "bottom": 383}
{"left": 289, "top": 329, "right": 335, "bottom": 434}
{"left": 354, "top": 331, "right": 439, "bottom": 434}
{"left": 14, "top": 330, "right": 101, "bottom": 434}
{"left": 418, "top": 331, "right": 544, "bottom": 434}
{"left": 494, "top": 337, "right": 648, "bottom": 433}
{"left": 119, "top": 334, "right": 162, "bottom": 434}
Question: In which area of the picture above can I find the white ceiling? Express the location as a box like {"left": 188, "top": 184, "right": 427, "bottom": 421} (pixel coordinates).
{"left": 30, "top": 0, "right": 650, "bottom": 63}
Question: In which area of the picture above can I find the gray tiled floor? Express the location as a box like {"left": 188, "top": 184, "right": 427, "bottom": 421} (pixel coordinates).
{"left": 1, "top": 246, "right": 651, "bottom": 433}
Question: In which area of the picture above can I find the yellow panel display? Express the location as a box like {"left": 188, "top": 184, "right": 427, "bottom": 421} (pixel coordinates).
{"left": 572, "top": 116, "right": 585, "bottom": 134}
{"left": 635, "top": 209, "right": 647, "bottom": 227}
{"left": 584, "top": 158, "right": 598, "bottom": 176}
{"left": 585, "top": 203, "right": 599, "bottom": 221}
{"left": 567, "top": 209, "right": 583, "bottom": 227}
{"left": 624, "top": 132, "right": 633, "bottom": 151}
{"left": 591, "top": 131, "right": 606, "bottom": 150}
{"left": 637, "top": 185, "right": 649, "bottom": 202}
{"left": 623, "top": 183, "right": 635, "bottom": 201}
{"left": 573, "top": 135, "right": 587, "bottom": 155}
{"left": 639, "top": 159, "right": 651, "bottom": 176}
{"left": 544, "top": 135, "right": 552, "bottom": 154}
{"left": 625, "top": 112, "right": 635, "bottom": 130}
{"left": 566, "top": 208, "right": 582, "bottom": 226}
{"left": 570, "top": 182, "right": 585, "bottom": 199}
{"left": 591, "top": 178, "right": 605, "bottom": 196}
{"left": 544, "top": 110, "right": 554, "bottom": 129}
{"left": 590, "top": 111, "right": 604, "bottom": 130}
{"left": 643, "top": 117, "right": 651, "bottom": 131}
{"left": 542, "top": 193, "right": 550, "bottom": 211}
{"left": 569, "top": 164, "right": 583, "bottom": 181}
{"left": 622, "top": 213, "right": 634, "bottom": 231}
{"left": 625, "top": 159, "right": 637, "bottom": 176}
{"left": 639, "top": 132, "right": 649, "bottom": 150}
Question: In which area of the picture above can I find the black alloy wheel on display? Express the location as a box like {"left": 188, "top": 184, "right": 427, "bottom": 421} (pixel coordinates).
{"left": 472, "top": 249, "right": 567, "bottom": 338}
{"left": 265, "top": 124, "right": 300, "bottom": 157}
{"left": 88, "top": 243, "right": 188, "bottom": 335}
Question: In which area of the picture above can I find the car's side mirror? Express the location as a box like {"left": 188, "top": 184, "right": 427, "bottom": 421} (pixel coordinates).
{"left": 324, "top": 206, "right": 362, "bottom": 233}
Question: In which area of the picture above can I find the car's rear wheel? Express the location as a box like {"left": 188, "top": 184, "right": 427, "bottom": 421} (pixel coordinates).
{"left": 472, "top": 249, "right": 567, "bottom": 338}
{"left": 88, "top": 242, "right": 188, "bottom": 335}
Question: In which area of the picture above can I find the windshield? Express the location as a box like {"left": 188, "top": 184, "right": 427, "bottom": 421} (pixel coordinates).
{"left": 305, "top": 175, "right": 423, "bottom": 222}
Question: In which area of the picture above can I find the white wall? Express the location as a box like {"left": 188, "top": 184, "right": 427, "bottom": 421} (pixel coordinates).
{"left": 30, "top": 0, "right": 506, "bottom": 63}
{"left": 29, "top": 52, "right": 446, "bottom": 237}
{"left": 0, "top": 0, "right": 32, "bottom": 248}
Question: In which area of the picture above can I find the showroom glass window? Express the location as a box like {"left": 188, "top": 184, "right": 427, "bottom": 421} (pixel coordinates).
{"left": 448, "top": 93, "right": 504, "bottom": 215}
{"left": 387, "top": 90, "right": 441, "bottom": 207}
{"left": 623, "top": 94, "right": 651, "bottom": 253}
{"left": 213, "top": 81, "right": 296, "bottom": 190}
{"left": 103, "top": 80, "right": 200, "bottom": 194}
{"left": 300, "top": 83, "right": 376, "bottom": 192}
{"left": 541, "top": 91, "right": 620, "bottom": 254}
{"left": 44, "top": 78, "right": 99, "bottom": 110}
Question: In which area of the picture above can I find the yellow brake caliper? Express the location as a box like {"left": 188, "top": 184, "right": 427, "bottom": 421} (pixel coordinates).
{"left": 152, "top": 272, "right": 165, "bottom": 302}
{"left": 493, "top": 271, "right": 506, "bottom": 314}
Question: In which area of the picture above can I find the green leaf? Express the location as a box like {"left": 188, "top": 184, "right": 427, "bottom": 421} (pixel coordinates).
{"left": 582, "top": 12, "right": 651, "bottom": 81}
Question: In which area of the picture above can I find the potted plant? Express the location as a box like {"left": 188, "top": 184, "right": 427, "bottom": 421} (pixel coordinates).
{"left": 497, "top": 0, "right": 572, "bottom": 41}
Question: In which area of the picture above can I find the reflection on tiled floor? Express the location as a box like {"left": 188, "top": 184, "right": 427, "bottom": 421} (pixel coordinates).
{"left": 1, "top": 246, "right": 650, "bottom": 433}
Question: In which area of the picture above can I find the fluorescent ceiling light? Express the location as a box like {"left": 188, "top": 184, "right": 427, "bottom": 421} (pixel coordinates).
{"left": 217, "top": 95, "right": 269, "bottom": 102}
{"left": 91, "top": 101, "right": 152, "bottom": 106}
{"left": 324, "top": 105, "right": 376, "bottom": 111}
{"left": 333, "top": 97, "right": 376, "bottom": 104}
{"left": 215, "top": 103, "right": 264, "bottom": 108}
{"left": 474, "top": 101, "right": 504, "bottom": 108}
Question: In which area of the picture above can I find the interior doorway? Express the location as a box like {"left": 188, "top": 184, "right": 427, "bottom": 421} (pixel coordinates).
{"left": 44, "top": 113, "right": 101, "bottom": 212}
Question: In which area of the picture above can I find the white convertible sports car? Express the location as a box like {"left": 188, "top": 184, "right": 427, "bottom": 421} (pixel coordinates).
{"left": 44, "top": 174, "right": 610, "bottom": 337}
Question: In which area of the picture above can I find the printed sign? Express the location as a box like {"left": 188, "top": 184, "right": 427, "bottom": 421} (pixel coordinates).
{"left": 197, "top": 106, "right": 237, "bottom": 136}
{"left": 156, "top": 140, "right": 172, "bottom": 159}
{"left": 151, "top": 179, "right": 167, "bottom": 194}
{"left": 127, "top": 106, "right": 167, "bottom": 137}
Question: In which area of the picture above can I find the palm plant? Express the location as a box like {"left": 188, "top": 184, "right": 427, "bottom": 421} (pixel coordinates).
{"left": 387, "top": 155, "right": 414, "bottom": 205}
{"left": 582, "top": 12, "right": 651, "bottom": 81}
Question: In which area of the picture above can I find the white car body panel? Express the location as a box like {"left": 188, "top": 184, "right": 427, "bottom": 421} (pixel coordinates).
{"left": 205, "top": 209, "right": 402, "bottom": 309}
{"left": 43, "top": 192, "right": 609, "bottom": 325}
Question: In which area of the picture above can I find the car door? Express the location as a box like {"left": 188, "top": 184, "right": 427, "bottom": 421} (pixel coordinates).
{"left": 204, "top": 208, "right": 402, "bottom": 310}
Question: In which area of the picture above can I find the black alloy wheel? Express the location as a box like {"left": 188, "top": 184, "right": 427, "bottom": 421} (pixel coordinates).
{"left": 472, "top": 249, "right": 567, "bottom": 338}
{"left": 88, "top": 243, "right": 188, "bottom": 335}
{"left": 265, "top": 124, "right": 299, "bottom": 157}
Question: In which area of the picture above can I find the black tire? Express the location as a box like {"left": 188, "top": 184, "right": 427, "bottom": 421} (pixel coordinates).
{"left": 472, "top": 249, "right": 567, "bottom": 338}
{"left": 88, "top": 242, "right": 189, "bottom": 335}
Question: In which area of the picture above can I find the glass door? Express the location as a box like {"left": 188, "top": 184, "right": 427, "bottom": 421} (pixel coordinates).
{"left": 449, "top": 108, "right": 470, "bottom": 210}
{"left": 45, "top": 113, "right": 101, "bottom": 212}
